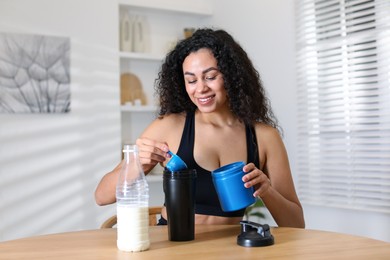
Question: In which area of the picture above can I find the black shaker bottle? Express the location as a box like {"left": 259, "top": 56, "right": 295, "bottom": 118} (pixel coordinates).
{"left": 163, "top": 168, "right": 197, "bottom": 241}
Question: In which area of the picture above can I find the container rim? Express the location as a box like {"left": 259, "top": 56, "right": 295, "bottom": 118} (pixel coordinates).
{"left": 211, "top": 161, "right": 245, "bottom": 175}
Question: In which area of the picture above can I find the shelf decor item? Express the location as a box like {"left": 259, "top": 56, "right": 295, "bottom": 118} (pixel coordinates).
{"left": 120, "top": 73, "right": 147, "bottom": 106}
{"left": 183, "top": 27, "right": 195, "bottom": 39}
{"left": 119, "top": 11, "right": 133, "bottom": 52}
{"left": 119, "top": 11, "right": 149, "bottom": 53}
{"left": 132, "top": 15, "right": 148, "bottom": 53}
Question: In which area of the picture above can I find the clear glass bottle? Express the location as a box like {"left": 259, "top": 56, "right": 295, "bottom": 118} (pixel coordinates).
{"left": 116, "top": 144, "right": 150, "bottom": 252}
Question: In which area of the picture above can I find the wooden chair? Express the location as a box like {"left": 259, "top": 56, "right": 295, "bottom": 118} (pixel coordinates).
{"left": 100, "top": 206, "right": 162, "bottom": 228}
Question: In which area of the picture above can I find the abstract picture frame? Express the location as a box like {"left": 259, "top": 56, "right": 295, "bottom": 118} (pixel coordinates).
{"left": 0, "top": 32, "right": 71, "bottom": 113}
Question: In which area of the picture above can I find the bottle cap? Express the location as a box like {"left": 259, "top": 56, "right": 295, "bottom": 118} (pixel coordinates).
{"left": 237, "top": 220, "right": 274, "bottom": 247}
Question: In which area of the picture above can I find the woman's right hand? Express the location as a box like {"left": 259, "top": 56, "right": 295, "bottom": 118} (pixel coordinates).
{"left": 135, "top": 137, "right": 171, "bottom": 174}
{"left": 94, "top": 137, "right": 169, "bottom": 206}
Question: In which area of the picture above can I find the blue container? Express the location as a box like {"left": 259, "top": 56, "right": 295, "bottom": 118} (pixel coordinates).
{"left": 211, "top": 161, "right": 256, "bottom": 212}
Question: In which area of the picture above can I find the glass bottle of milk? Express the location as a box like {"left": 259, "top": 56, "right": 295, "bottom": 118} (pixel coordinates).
{"left": 116, "top": 144, "right": 150, "bottom": 252}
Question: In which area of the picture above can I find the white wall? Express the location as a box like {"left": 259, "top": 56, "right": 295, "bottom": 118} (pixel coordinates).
{"left": 0, "top": 0, "right": 120, "bottom": 241}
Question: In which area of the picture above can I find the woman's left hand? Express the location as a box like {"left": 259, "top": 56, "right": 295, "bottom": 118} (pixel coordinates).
{"left": 242, "top": 163, "right": 271, "bottom": 198}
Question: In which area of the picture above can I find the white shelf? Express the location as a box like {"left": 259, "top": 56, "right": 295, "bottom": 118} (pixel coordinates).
{"left": 119, "top": 51, "right": 164, "bottom": 61}
{"left": 121, "top": 105, "right": 158, "bottom": 112}
{"left": 118, "top": 0, "right": 212, "bottom": 16}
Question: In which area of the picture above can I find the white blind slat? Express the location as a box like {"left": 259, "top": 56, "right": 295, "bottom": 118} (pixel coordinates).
{"left": 295, "top": 0, "right": 390, "bottom": 213}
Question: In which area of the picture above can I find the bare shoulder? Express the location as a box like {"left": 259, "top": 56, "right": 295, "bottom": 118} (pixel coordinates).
{"left": 253, "top": 123, "right": 285, "bottom": 151}
{"left": 254, "top": 123, "right": 281, "bottom": 139}
{"left": 147, "top": 113, "right": 184, "bottom": 126}
{"left": 141, "top": 113, "right": 186, "bottom": 149}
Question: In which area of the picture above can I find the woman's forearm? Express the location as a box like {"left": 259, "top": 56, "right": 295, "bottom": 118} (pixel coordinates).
{"left": 94, "top": 162, "right": 123, "bottom": 206}
{"left": 261, "top": 187, "right": 305, "bottom": 228}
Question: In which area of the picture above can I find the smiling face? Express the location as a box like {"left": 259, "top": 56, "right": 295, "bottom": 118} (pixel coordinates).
{"left": 182, "top": 48, "right": 229, "bottom": 113}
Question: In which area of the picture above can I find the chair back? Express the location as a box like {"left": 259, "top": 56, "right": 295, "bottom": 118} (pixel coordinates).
{"left": 100, "top": 206, "right": 162, "bottom": 228}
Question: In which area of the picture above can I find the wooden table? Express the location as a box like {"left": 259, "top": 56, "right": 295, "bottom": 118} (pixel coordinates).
{"left": 0, "top": 225, "right": 389, "bottom": 259}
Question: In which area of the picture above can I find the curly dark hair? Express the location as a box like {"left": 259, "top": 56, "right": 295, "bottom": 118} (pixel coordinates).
{"left": 155, "top": 28, "right": 279, "bottom": 130}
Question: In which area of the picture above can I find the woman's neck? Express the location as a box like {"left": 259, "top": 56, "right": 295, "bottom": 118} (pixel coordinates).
{"left": 195, "top": 109, "right": 241, "bottom": 128}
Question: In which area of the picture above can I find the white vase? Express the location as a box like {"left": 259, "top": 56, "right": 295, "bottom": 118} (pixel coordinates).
{"left": 133, "top": 15, "right": 147, "bottom": 53}
{"left": 120, "top": 11, "right": 133, "bottom": 52}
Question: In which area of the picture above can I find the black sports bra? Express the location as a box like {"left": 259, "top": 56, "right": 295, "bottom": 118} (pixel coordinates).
{"left": 176, "top": 111, "right": 260, "bottom": 217}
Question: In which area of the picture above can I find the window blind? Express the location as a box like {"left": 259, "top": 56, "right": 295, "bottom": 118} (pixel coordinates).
{"left": 295, "top": 0, "right": 390, "bottom": 213}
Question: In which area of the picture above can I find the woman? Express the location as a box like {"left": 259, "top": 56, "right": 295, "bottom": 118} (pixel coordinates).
{"left": 95, "top": 28, "right": 305, "bottom": 228}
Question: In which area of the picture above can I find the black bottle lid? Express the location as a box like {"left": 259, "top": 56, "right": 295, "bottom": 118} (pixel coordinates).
{"left": 237, "top": 220, "right": 274, "bottom": 247}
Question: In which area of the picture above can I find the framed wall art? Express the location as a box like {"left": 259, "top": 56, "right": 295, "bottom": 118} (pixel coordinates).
{"left": 0, "top": 32, "right": 71, "bottom": 113}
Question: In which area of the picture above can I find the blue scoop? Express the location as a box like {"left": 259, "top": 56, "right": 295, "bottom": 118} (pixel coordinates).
{"left": 166, "top": 151, "right": 188, "bottom": 171}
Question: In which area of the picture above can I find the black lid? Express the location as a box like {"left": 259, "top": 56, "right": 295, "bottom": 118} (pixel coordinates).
{"left": 237, "top": 220, "right": 274, "bottom": 247}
